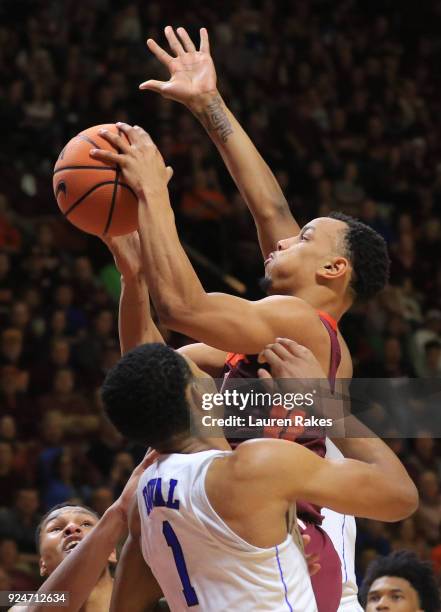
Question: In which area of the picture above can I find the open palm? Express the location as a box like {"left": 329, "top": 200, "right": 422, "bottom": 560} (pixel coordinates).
{"left": 140, "top": 26, "right": 217, "bottom": 107}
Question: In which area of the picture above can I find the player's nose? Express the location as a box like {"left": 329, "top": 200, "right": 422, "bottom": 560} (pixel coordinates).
{"left": 276, "top": 238, "right": 293, "bottom": 251}
{"left": 63, "top": 522, "right": 82, "bottom": 536}
{"left": 375, "top": 598, "right": 390, "bottom": 611}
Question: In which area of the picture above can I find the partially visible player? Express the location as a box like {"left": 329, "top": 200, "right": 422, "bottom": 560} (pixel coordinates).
{"left": 359, "top": 550, "right": 440, "bottom": 611}
{"left": 8, "top": 450, "right": 159, "bottom": 612}
{"left": 101, "top": 339, "right": 417, "bottom": 612}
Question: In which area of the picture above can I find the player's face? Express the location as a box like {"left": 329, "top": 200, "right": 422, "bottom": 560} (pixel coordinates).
{"left": 39, "top": 507, "right": 98, "bottom": 576}
{"left": 366, "top": 576, "right": 423, "bottom": 611}
{"left": 263, "top": 217, "right": 349, "bottom": 294}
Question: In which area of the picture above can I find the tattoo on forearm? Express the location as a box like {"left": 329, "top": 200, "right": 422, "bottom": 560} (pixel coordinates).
{"left": 197, "top": 96, "right": 233, "bottom": 143}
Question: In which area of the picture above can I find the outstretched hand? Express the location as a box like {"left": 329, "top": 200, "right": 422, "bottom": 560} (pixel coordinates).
{"left": 140, "top": 26, "right": 217, "bottom": 109}
{"left": 112, "top": 448, "right": 159, "bottom": 522}
{"left": 90, "top": 123, "right": 173, "bottom": 201}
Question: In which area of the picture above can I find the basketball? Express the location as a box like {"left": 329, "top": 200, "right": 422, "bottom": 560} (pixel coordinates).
{"left": 53, "top": 124, "right": 138, "bottom": 237}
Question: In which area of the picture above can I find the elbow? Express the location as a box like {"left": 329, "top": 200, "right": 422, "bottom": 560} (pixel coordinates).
{"left": 383, "top": 479, "right": 419, "bottom": 522}
{"left": 396, "top": 480, "right": 419, "bottom": 520}
{"left": 256, "top": 198, "right": 291, "bottom": 222}
{"left": 155, "top": 299, "right": 190, "bottom": 329}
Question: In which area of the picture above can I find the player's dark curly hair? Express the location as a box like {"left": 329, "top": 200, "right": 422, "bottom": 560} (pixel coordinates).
{"left": 101, "top": 343, "right": 193, "bottom": 448}
{"left": 36, "top": 503, "right": 99, "bottom": 552}
{"left": 359, "top": 550, "right": 441, "bottom": 611}
{"left": 328, "top": 212, "right": 390, "bottom": 301}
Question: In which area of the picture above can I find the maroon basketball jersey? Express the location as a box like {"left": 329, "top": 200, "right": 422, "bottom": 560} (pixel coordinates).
{"left": 221, "top": 310, "right": 342, "bottom": 524}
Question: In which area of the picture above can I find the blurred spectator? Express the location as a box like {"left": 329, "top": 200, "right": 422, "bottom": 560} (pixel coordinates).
{"left": 0, "top": 442, "right": 20, "bottom": 507}
{"left": 410, "top": 310, "right": 441, "bottom": 377}
{"left": 0, "top": 329, "right": 26, "bottom": 369}
{"left": 415, "top": 470, "right": 441, "bottom": 545}
{"left": 421, "top": 340, "right": 441, "bottom": 378}
{"left": 89, "top": 486, "right": 114, "bottom": 517}
{"left": 391, "top": 518, "right": 428, "bottom": 559}
{"left": 38, "top": 369, "right": 93, "bottom": 433}
{"left": 0, "top": 488, "right": 41, "bottom": 553}
{"left": 30, "top": 338, "right": 72, "bottom": 395}
{"left": 108, "top": 451, "right": 135, "bottom": 499}
{"left": 0, "top": 538, "right": 37, "bottom": 590}
{"left": 40, "top": 449, "right": 81, "bottom": 510}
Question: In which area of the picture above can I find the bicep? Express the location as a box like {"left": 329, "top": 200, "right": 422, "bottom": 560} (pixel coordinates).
{"left": 170, "top": 294, "right": 299, "bottom": 354}
{"left": 110, "top": 533, "right": 162, "bottom": 612}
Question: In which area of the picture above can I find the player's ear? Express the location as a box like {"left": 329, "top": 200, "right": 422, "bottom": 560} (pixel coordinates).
{"left": 317, "top": 256, "right": 349, "bottom": 280}
{"left": 39, "top": 557, "right": 48, "bottom": 577}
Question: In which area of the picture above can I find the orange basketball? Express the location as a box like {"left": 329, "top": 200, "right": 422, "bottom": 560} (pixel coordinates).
{"left": 53, "top": 124, "right": 137, "bottom": 237}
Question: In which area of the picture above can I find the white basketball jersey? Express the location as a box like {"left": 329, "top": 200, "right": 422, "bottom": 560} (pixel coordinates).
{"left": 322, "top": 440, "right": 359, "bottom": 604}
{"left": 137, "top": 450, "right": 318, "bottom": 611}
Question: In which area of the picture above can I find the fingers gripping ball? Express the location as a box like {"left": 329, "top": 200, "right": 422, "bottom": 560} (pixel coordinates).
{"left": 53, "top": 124, "right": 138, "bottom": 237}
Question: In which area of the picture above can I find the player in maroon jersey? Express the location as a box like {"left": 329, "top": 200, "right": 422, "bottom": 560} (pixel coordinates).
{"left": 90, "top": 29, "right": 389, "bottom": 611}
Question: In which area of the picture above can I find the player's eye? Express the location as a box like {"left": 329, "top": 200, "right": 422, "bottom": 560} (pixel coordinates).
{"left": 82, "top": 521, "right": 93, "bottom": 527}
{"left": 49, "top": 526, "right": 61, "bottom": 532}
{"left": 367, "top": 594, "right": 379, "bottom": 602}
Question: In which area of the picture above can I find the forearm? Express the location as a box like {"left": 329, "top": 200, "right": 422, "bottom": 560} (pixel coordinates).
{"left": 27, "top": 506, "right": 126, "bottom": 612}
{"left": 190, "top": 92, "right": 298, "bottom": 253}
{"left": 332, "top": 416, "right": 418, "bottom": 514}
{"left": 119, "top": 273, "right": 164, "bottom": 354}
{"left": 138, "top": 191, "right": 207, "bottom": 325}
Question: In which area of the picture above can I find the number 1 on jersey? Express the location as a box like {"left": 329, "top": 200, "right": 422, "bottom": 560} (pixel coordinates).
{"left": 163, "top": 521, "right": 199, "bottom": 606}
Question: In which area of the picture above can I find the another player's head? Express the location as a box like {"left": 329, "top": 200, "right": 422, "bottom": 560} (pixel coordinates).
{"left": 262, "top": 212, "right": 389, "bottom": 306}
{"left": 359, "top": 550, "right": 440, "bottom": 611}
{"left": 101, "top": 343, "right": 210, "bottom": 450}
{"left": 36, "top": 503, "right": 100, "bottom": 577}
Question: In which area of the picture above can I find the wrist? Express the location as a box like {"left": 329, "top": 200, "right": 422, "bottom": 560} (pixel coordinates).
{"left": 189, "top": 89, "right": 222, "bottom": 114}
{"left": 105, "top": 502, "right": 128, "bottom": 532}
{"left": 139, "top": 187, "right": 171, "bottom": 211}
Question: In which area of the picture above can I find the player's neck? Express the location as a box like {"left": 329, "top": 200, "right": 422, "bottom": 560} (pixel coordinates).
{"left": 293, "top": 286, "right": 350, "bottom": 321}
{"left": 81, "top": 569, "right": 113, "bottom": 612}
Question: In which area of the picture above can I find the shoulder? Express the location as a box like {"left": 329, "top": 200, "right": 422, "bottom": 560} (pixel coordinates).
{"left": 228, "top": 438, "right": 305, "bottom": 480}
{"left": 254, "top": 296, "right": 323, "bottom": 331}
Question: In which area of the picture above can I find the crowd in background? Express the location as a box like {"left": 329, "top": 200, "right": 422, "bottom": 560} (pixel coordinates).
{"left": 1, "top": 0, "right": 441, "bottom": 597}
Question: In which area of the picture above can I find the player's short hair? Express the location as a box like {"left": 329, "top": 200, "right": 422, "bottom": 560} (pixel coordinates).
{"left": 328, "top": 212, "right": 390, "bottom": 301}
{"left": 101, "top": 343, "right": 193, "bottom": 448}
{"left": 35, "top": 503, "right": 99, "bottom": 552}
{"left": 359, "top": 550, "right": 441, "bottom": 611}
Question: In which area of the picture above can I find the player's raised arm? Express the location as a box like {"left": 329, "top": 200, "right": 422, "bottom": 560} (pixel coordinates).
{"left": 110, "top": 498, "right": 163, "bottom": 612}
{"left": 140, "top": 26, "right": 299, "bottom": 258}
{"left": 103, "top": 232, "right": 165, "bottom": 353}
{"left": 90, "top": 127, "right": 319, "bottom": 354}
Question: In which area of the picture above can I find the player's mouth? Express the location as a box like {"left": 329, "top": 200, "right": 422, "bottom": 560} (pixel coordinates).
{"left": 264, "top": 252, "right": 275, "bottom": 267}
{"left": 63, "top": 536, "right": 83, "bottom": 553}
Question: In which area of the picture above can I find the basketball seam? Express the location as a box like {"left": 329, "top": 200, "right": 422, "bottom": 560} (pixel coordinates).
{"left": 59, "top": 181, "right": 136, "bottom": 219}
{"left": 62, "top": 180, "right": 117, "bottom": 217}
{"left": 103, "top": 168, "right": 120, "bottom": 235}
{"left": 54, "top": 166, "right": 117, "bottom": 174}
